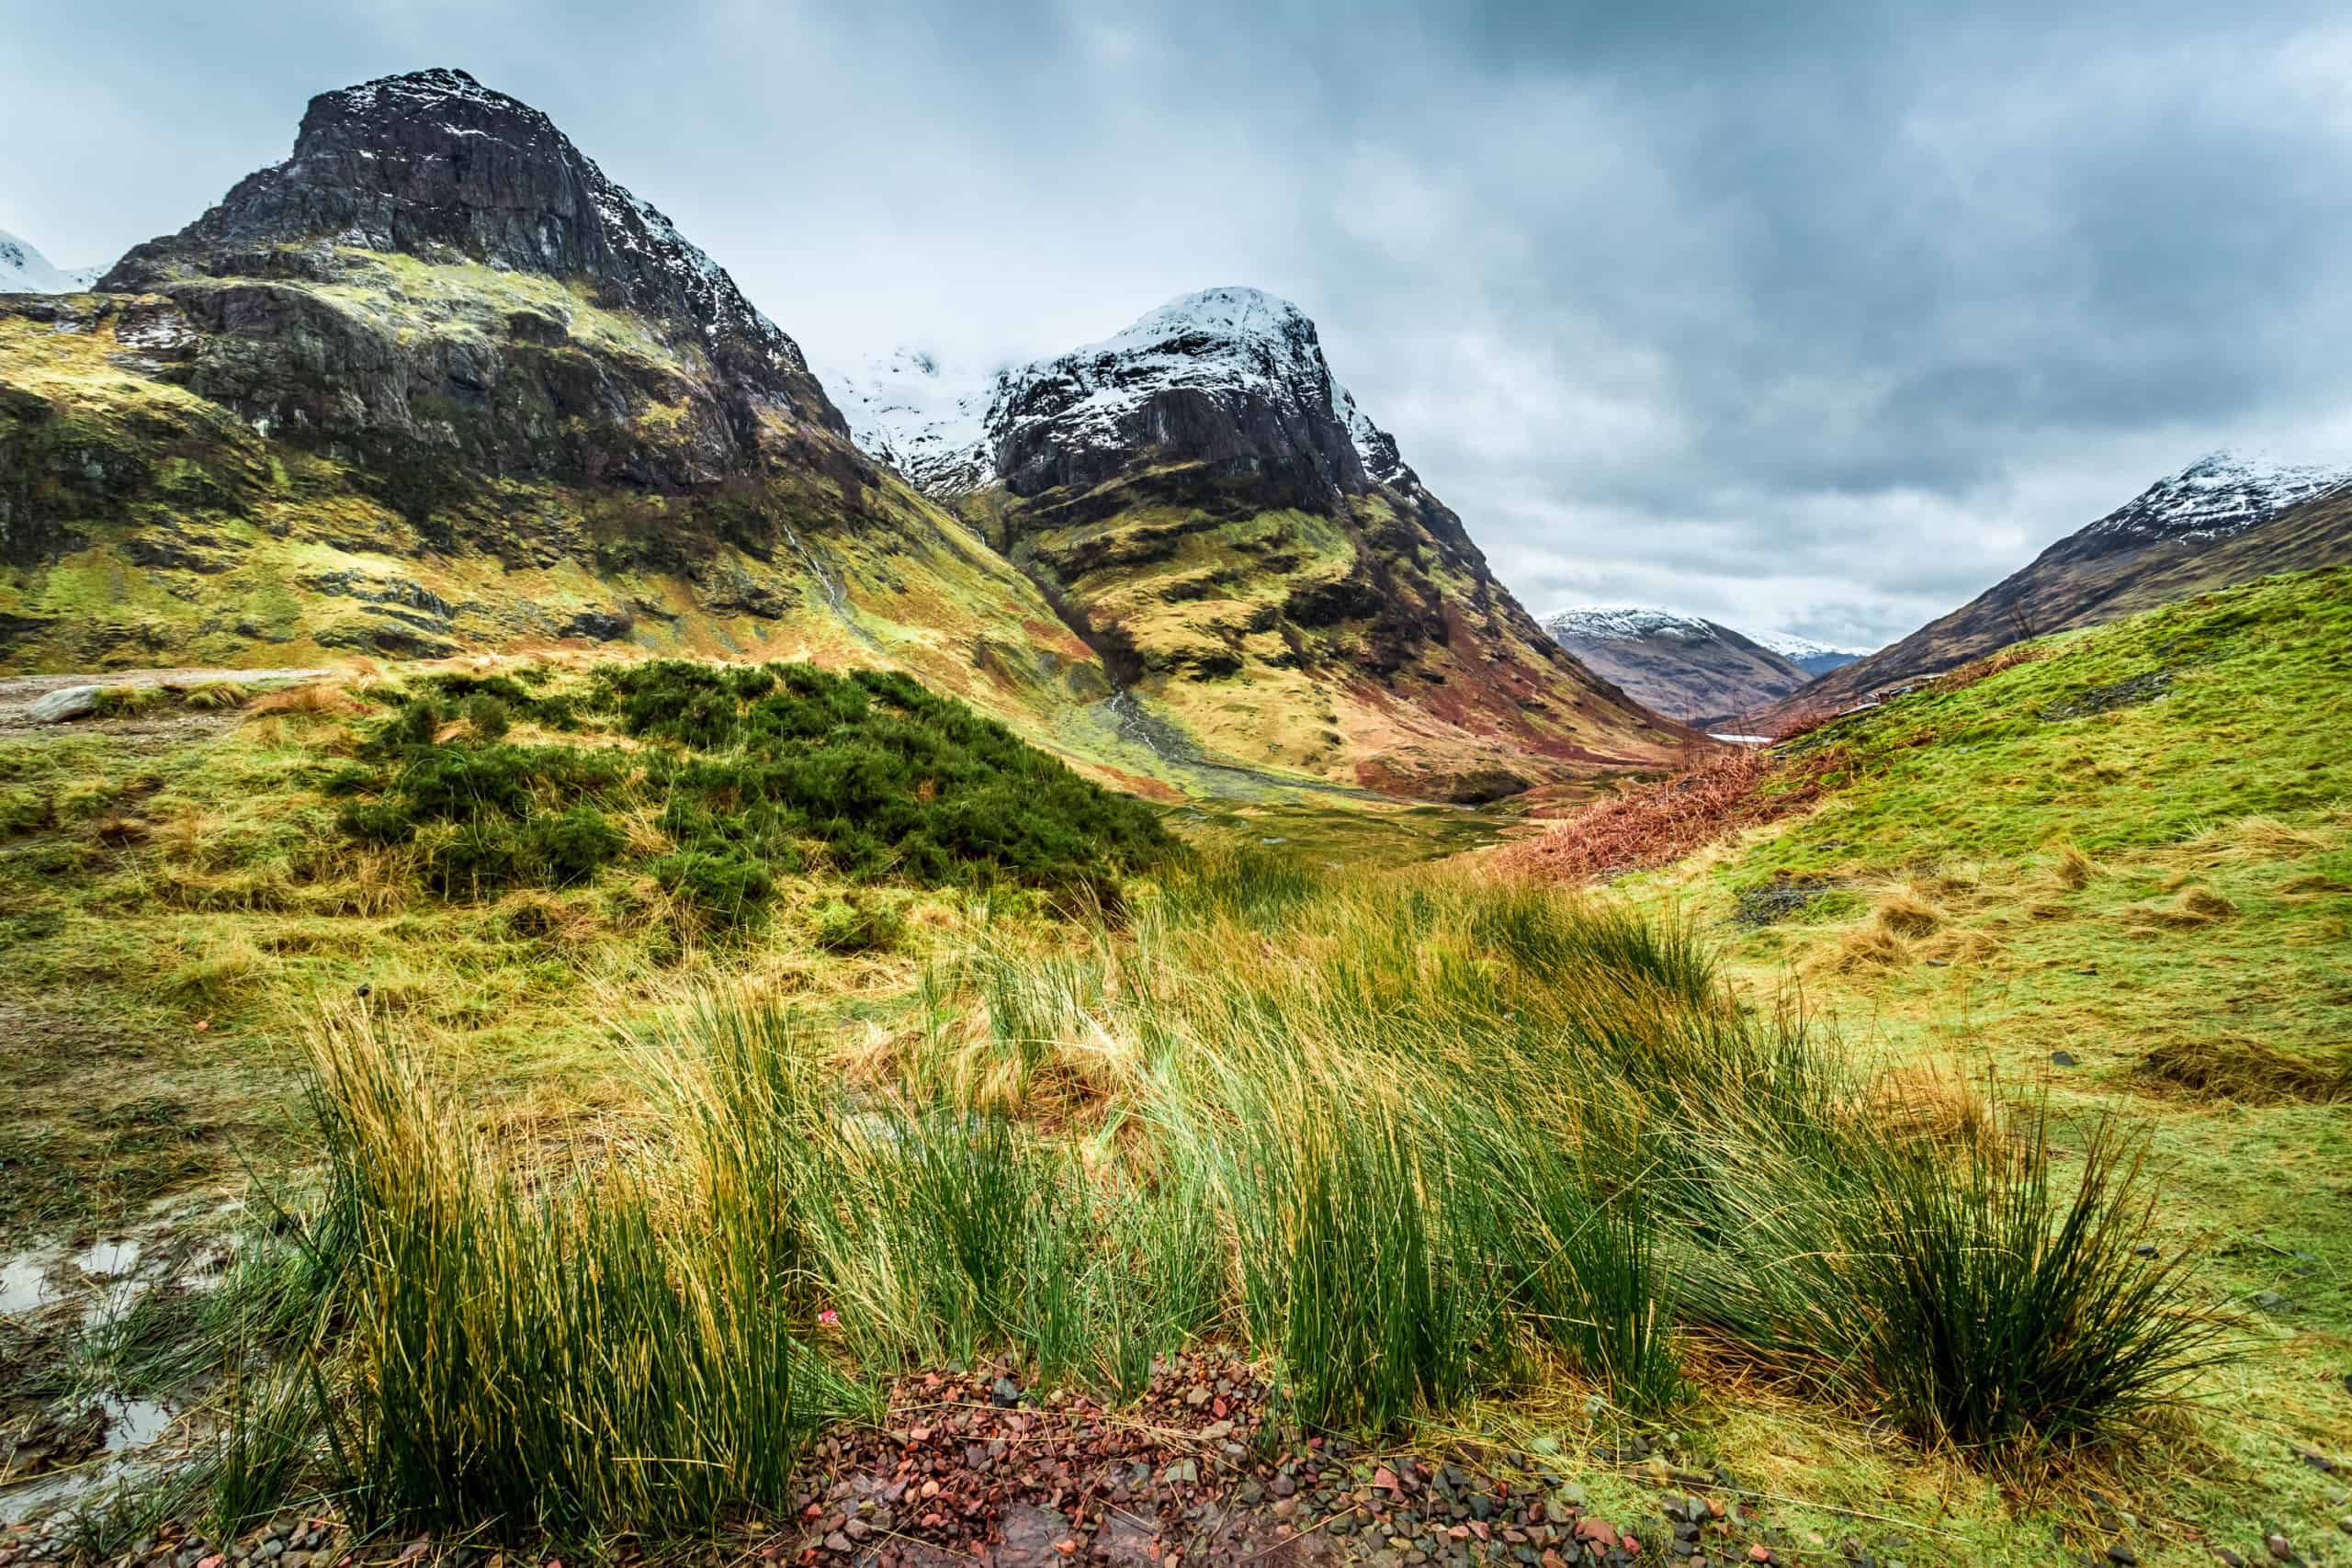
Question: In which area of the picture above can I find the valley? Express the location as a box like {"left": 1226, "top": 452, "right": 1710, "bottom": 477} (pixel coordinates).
{"left": 1, "top": 55, "right": 2348, "bottom": 1568}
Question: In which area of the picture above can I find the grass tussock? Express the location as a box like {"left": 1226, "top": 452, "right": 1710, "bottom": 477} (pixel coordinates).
{"left": 263, "top": 852, "right": 2235, "bottom": 1541}
{"left": 2050, "top": 840, "right": 2100, "bottom": 891}
{"left": 2135, "top": 1035, "right": 2352, "bottom": 1105}
{"left": 305, "top": 1004, "right": 803, "bottom": 1533}
{"left": 2125, "top": 886, "right": 2237, "bottom": 930}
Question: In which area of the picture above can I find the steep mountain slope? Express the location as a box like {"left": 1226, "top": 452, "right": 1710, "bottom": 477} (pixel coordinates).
{"left": 0, "top": 69, "right": 1102, "bottom": 728}
{"left": 844, "top": 288, "right": 1691, "bottom": 798}
{"left": 1539, "top": 605, "right": 1814, "bottom": 723}
{"left": 1746, "top": 452, "right": 2352, "bottom": 732}
{"left": 0, "top": 231, "right": 101, "bottom": 295}
{"left": 1753, "top": 632, "right": 1868, "bottom": 678}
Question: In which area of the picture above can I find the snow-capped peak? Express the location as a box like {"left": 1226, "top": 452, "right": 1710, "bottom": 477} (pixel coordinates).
{"left": 1540, "top": 605, "right": 1723, "bottom": 643}
{"left": 1754, "top": 631, "right": 1869, "bottom": 660}
{"left": 832, "top": 287, "right": 1409, "bottom": 497}
{"left": 0, "top": 229, "right": 102, "bottom": 294}
{"left": 2079, "top": 450, "right": 2352, "bottom": 548}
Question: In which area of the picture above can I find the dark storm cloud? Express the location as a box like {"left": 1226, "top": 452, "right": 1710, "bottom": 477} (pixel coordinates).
{"left": 5, "top": 0, "right": 2348, "bottom": 646}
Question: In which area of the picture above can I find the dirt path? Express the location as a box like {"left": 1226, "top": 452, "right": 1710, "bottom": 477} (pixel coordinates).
{"left": 0, "top": 666, "right": 334, "bottom": 736}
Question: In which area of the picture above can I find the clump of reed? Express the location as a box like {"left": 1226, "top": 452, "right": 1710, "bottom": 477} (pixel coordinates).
{"left": 282, "top": 850, "right": 2233, "bottom": 1538}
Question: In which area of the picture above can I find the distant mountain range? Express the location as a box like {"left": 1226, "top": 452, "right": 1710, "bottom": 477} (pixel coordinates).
{"left": 1743, "top": 451, "right": 2352, "bottom": 732}
{"left": 1536, "top": 605, "right": 1867, "bottom": 723}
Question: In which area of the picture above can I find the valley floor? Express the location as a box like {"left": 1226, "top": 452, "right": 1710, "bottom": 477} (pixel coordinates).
{"left": 1, "top": 571, "right": 2347, "bottom": 1568}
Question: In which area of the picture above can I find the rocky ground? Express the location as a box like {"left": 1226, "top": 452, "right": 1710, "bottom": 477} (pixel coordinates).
{"left": 0, "top": 1349, "right": 1983, "bottom": 1568}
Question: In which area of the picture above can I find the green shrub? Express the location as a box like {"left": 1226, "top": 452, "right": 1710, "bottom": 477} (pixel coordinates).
{"left": 331, "top": 660, "right": 1179, "bottom": 918}
{"left": 520, "top": 806, "right": 624, "bottom": 886}
{"left": 809, "top": 896, "right": 902, "bottom": 953}
{"left": 464, "top": 694, "right": 512, "bottom": 740}
{"left": 653, "top": 847, "right": 775, "bottom": 927}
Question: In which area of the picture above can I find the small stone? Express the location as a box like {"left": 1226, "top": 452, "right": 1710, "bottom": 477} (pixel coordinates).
{"left": 2132, "top": 1245, "right": 2159, "bottom": 1258}
{"left": 1749, "top": 1547, "right": 1773, "bottom": 1563}
{"left": 991, "top": 1376, "right": 1021, "bottom": 1407}
{"left": 28, "top": 686, "right": 100, "bottom": 724}
{"left": 823, "top": 1533, "right": 852, "bottom": 1555}
{"left": 2108, "top": 1547, "right": 2138, "bottom": 1566}
{"left": 2255, "top": 1292, "right": 2291, "bottom": 1314}
{"left": 2050, "top": 1051, "right": 2077, "bottom": 1067}
{"left": 2267, "top": 1536, "right": 2291, "bottom": 1561}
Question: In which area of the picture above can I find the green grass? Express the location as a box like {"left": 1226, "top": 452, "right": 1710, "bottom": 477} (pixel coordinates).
{"left": 1599, "top": 566, "right": 2352, "bottom": 1557}
{"left": 243, "top": 855, "right": 2222, "bottom": 1551}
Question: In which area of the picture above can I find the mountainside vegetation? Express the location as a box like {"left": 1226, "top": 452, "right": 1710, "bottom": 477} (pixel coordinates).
{"left": 1507, "top": 566, "right": 2352, "bottom": 1560}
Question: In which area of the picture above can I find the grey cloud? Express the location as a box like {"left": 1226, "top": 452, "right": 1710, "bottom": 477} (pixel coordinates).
{"left": 3, "top": 0, "right": 2347, "bottom": 646}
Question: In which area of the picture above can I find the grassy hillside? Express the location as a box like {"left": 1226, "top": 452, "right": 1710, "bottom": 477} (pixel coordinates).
{"left": 959, "top": 462, "right": 1692, "bottom": 800}
{"left": 0, "top": 279, "right": 1109, "bottom": 736}
{"left": 1575, "top": 567, "right": 2352, "bottom": 1560}
{"left": 1747, "top": 484, "right": 2352, "bottom": 733}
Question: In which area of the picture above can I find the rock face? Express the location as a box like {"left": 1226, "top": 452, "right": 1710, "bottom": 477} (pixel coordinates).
{"left": 1538, "top": 606, "right": 1815, "bottom": 725}
{"left": 846, "top": 288, "right": 1692, "bottom": 795}
{"left": 0, "top": 69, "right": 1102, "bottom": 731}
{"left": 96, "top": 67, "right": 838, "bottom": 491}
{"left": 1744, "top": 451, "right": 2352, "bottom": 734}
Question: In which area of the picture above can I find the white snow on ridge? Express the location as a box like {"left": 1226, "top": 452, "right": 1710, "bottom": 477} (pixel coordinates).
{"left": 820, "top": 347, "right": 1000, "bottom": 495}
{"left": 2082, "top": 450, "right": 2352, "bottom": 547}
{"left": 1, "top": 229, "right": 101, "bottom": 294}
{"left": 831, "top": 287, "right": 1406, "bottom": 496}
{"left": 1755, "top": 631, "right": 1871, "bottom": 660}
{"left": 1540, "top": 604, "right": 1723, "bottom": 643}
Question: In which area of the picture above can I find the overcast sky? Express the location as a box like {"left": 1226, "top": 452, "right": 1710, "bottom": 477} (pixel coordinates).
{"left": 6, "top": 0, "right": 2350, "bottom": 648}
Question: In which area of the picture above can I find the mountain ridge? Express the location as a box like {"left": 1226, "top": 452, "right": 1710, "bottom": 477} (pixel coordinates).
{"left": 840, "top": 288, "right": 1693, "bottom": 796}
{"left": 1743, "top": 450, "right": 2352, "bottom": 732}
{"left": 1538, "top": 604, "right": 1815, "bottom": 723}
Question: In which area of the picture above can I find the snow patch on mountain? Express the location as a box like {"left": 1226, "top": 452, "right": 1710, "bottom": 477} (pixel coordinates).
{"left": 835, "top": 287, "right": 1408, "bottom": 496}
{"left": 0, "top": 230, "right": 101, "bottom": 294}
{"left": 2080, "top": 451, "right": 2352, "bottom": 547}
{"left": 1755, "top": 631, "right": 1871, "bottom": 660}
{"left": 820, "top": 348, "right": 998, "bottom": 495}
{"left": 1541, "top": 605, "right": 1723, "bottom": 643}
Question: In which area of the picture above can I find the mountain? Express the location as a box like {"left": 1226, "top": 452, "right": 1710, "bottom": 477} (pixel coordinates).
{"left": 1751, "top": 632, "right": 1869, "bottom": 678}
{"left": 1538, "top": 605, "right": 1815, "bottom": 724}
{"left": 0, "top": 69, "right": 1102, "bottom": 728}
{"left": 0, "top": 230, "right": 102, "bottom": 294}
{"left": 1743, "top": 451, "right": 2352, "bottom": 733}
{"left": 841, "top": 288, "right": 1691, "bottom": 798}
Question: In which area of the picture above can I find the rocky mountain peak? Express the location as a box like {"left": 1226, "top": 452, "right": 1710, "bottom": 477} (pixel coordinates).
{"left": 2070, "top": 450, "right": 2351, "bottom": 555}
{"left": 100, "top": 67, "right": 825, "bottom": 417}
{"left": 843, "top": 287, "right": 1413, "bottom": 503}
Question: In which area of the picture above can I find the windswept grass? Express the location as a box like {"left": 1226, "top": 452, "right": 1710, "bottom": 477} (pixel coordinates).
{"left": 249, "top": 852, "right": 2233, "bottom": 1545}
